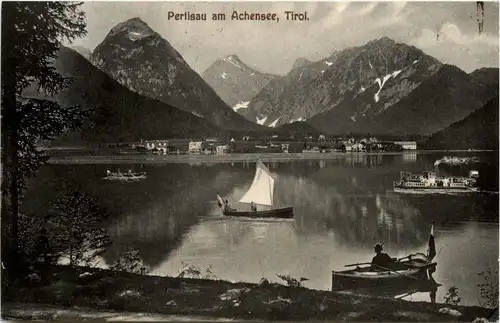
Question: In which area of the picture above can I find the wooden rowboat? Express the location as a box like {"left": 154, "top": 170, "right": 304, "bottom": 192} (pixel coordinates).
{"left": 216, "top": 160, "right": 294, "bottom": 219}
{"left": 332, "top": 255, "right": 437, "bottom": 291}
{"left": 332, "top": 223, "right": 438, "bottom": 291}
{"left": 103, "top": 170, "right": 147, "bottom": 181}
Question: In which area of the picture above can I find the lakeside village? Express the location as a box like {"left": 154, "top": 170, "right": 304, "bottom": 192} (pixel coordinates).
{"left": 102, "top": 135, "right": 417, "bottom": 156}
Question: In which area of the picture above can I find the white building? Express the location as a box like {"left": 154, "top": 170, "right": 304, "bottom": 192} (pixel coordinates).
{"left": 216, "top": 145, "right": 229, "bottom": 155}
{"left": 188, "top": 141, "right": 203, "bottom": 153}
{"left": 394, "top": 141, "right": 417, "bottom": 150}
{"left": 352, "top": 143, "right": 365, "bottom": 152}
{"left": 145, "top": 140, "right": 168, "bottom": 154}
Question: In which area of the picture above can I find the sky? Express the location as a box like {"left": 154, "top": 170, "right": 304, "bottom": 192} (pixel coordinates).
{"left": 72, "top": 1, "right": 500, "bottom": 75}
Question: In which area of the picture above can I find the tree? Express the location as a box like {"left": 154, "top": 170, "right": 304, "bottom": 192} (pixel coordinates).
{"left": 1, "top": 1, "right": 87, "bottom": 281}
{"left": 110, "top": 248, "right": 150, "bottom": 275}
{"left": 48, "top": 189, "right": 111, "bottom": 267}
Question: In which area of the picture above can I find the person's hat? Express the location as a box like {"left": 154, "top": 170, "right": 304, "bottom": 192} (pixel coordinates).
{"left": 374, "top": 243, "right": 383, "bottom": 252}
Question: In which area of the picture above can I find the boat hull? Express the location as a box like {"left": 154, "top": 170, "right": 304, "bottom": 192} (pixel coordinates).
{"left": 394, "top": 186, "right": 479, "bottom": 194}
{"left": 223, "top": 207, "right": 294, "bottom": 219}
{"left": 332, "top": 260, "right": 437, "bottom": 291}
{"left": 103, "top": 172, "right": 147, "bottom": 181}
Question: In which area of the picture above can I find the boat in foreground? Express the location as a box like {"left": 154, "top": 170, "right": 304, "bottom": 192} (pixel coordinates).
{"left": 332, "top": 224, "right": 437, "bottom": 291}
{"left": 103, "top": 170, "right": 147, "bottom": 182}
{"left": 216, "top": 160, "right": 294, "bottom": 219}
{"left": 332, "top": 254, "right": 437, "bottom": 291}
{"left": 393, "top": 170, "right": 479, "bottom": 194}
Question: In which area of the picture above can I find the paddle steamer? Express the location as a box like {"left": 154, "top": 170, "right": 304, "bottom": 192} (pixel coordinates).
{"left": 393, "top": 170, "right": 479, "bottom": 193}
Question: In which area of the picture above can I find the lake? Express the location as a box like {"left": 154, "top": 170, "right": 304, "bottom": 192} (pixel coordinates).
{"left": 22, "top": 151, "right": 499, "bottom": 307}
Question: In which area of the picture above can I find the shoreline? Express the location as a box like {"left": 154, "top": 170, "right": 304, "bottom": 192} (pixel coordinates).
{"left": 5, "top": 265, "right": 496, "bottom": 322}
{"left": 45, "top": 150, "right": 494, "bottom": 165}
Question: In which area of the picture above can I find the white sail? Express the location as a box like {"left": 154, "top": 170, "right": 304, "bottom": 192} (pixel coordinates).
{"left": 239, "top": 160, "right": 275, "bottom": 206}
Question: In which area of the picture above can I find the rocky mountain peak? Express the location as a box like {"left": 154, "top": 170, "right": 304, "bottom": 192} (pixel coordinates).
{"left": 217, "top": 54, "right": 252, "bottom": 71}
{"left": 202, "top": 54, "right": 278, "bottom": 108}
{"left": 107, "top": 17, "right": 155, "bottom": 41}
{"left": 90, "top": 18, "right": 257, "bottom": 130}
{"left": 370, "top": 36, "right": 396, "bottom": 46}
{"left": 224, "top": 54, "right": 242, "bottom": 62}
{"left": 291, "top": 57, "right": 312, "bottom": 70}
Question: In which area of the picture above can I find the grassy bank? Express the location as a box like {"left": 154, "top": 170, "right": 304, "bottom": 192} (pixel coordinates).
{"left": 3, "top": 265, "right": 496, "bottom": 322}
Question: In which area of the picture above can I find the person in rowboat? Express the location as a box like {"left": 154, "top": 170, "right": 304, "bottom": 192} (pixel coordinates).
{"left": 224, "top": 200, "right": 233, "bottom": 211}
{"left": 250, "top": 202, "right": 257, "bottom": 212}
{"left": 371, "top": 243, "right": 397, "bottom": 270}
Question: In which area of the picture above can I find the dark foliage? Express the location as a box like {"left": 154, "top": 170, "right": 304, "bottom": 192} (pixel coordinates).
{"left": 1, "top": 1, "right": 88, "bottom": 290}
{"left": 47, "top": 189, "right": 111, "bottom": 267}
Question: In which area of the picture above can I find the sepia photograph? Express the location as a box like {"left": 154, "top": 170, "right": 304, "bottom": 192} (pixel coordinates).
{"left": 1, "top": 1, "right": 499, "bottom": 321}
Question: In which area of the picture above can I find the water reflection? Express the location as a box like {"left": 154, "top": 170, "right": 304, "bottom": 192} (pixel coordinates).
{"left": 21, "top": 152, "right": 498, "bottom": 307}
{"left": 402, "top": 151, "right": 418, "bottom": 164}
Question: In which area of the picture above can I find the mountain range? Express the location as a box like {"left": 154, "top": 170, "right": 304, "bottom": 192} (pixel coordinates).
{"left": 24, "top": 46, "right": 222, "bottom": 143}
{"left": 202, "top": 37, "right": 497, "bottom": 141}
{"left": 201, "top": 55, "right": 278, "bottom": 112}
{"left": 25, "top": 17, "right": 497, "bottom": 145}
{"left": 308, "top": 63, "right": 498, "bottom": 137}
{"left": 89, "top": 17, "right": 258, "bottom": 131}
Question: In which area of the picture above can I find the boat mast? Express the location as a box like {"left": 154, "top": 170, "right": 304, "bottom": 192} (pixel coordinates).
{"left": 267, "top": 161, "right": 273, "bottom": 207}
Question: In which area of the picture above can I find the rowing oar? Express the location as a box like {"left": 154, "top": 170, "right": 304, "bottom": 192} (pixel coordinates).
{"left": 344, "top": 262, "right": 420, "bottom": 280}
{"left": 346, "top": 256, "right": 416, "bottom": 267}
{"left": 345, "top": 262, "right": 372, "bottom": 267}
{"left": 371, "top": 263, "right": 421, "bottom": 280}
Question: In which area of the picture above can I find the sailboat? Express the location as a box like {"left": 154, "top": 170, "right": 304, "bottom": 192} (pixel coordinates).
{"left": 217, "top": 160, "right": 294, "bottom": 219}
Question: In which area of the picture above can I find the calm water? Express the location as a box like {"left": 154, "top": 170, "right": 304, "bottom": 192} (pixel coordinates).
{"left": 23, "top": 152, "right": 499, "bottom": 306}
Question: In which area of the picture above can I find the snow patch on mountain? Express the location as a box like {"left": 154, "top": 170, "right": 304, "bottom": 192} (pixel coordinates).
{"left": 289, "top": 117, "right": 306, "bottom": 123}
{"left": 222, "top": 55, "right": 243, "bottom": 69}
{"left": 232, "top": 101, "right": 249, "bottom": 112}
{"left": 359, "top": 86, "right": 366, "bottom": 94}
{"left": 325, "top": 61, "right": 333, "bottom": 66}
{"left": 351, "top": 114, "right": 357, "bottom": 122}
{"left": 373, "top": 69, "right": 402, "bottom": 102}
{"left": 128, "top": 31, "right": 147, "bottom": 41}
{"left": 297, "top": 70, "right": 304, "bottom": 82}
{"left": 221, "top": 72, "right": 227, "bottom": 79}
{"left": 268, "top": 117, "right": 281, "bottom": 127}
{"left": 256, "top": 116, "right": 268, "bottom": 125}
{"left": 192, "top": 111, "right": 203, "bottom": 118}
{"left": 369, "top": 61, "right": 373, "bottom": 69}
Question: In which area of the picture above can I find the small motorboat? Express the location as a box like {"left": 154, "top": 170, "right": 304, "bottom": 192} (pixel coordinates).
{"left": 332, "top": 223, "right": 438, "bottom": 291}
{"left": 103, "top": 169, "right": 147, "bottom": 182}
{"left": 216, "top": 160, "right": 294, "bottom": 219}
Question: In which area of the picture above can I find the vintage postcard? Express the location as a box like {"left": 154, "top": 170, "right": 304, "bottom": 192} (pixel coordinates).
{"left": 1, "top": 1, "right": 499, "bottom": 321}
